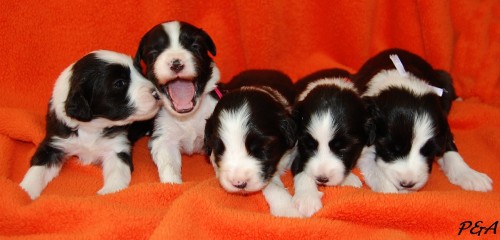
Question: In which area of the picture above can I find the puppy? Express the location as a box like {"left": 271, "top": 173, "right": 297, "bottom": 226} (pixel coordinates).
{"left": 291, "top": 69, "right": 366, "bottom": 217}
{"left": 353, "top": 48, "right": 492, "bottom": 193}
{"left": 19, "top": 50, "right": 161, "bottom": 199}
{"left": 204, "top": 70, "right": 301, "bottom": 217}
{"left": 134, "top": 21, "right": 220, "bottom": 183}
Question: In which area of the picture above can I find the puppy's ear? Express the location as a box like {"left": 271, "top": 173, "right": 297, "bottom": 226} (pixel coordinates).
{"left": 433, "top": 69, "right": 457, "bottom": 114}
{"left": 65, "top": 85, "right": 92, "bottom": 122}
{"left": 133, "top": 40, "right": 144, "bottom": 74}
{"left": 363, "top": 97, "right": 383, "bottom": 146}
{"left": 280, "top": 114, "right": 297, "bottom": 148}
{"left": 204, "top": 116, "right": 215, "bottom": 156}
{"left": 199, "top": 28, "right": 216, "bottom": 56}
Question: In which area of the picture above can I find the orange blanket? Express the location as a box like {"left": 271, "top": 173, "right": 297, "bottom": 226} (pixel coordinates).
{"left": 1, "top": 0, "right": 499, "bottom": 239}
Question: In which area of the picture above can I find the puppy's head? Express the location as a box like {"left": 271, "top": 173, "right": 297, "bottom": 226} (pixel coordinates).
{"left": 292, "top": 78, "right": 366, "bottom": 186}
{"left": 204, "top": 90, "right": 296, "bottom": 193}
{"left": 134, "top": 20, "right": 218, "bottom": 116}
{"left": 364, "top": 90, "right": 448, "bottom": 192}
{"left": 53, "top": 50, "right": 161, "bottom": 126}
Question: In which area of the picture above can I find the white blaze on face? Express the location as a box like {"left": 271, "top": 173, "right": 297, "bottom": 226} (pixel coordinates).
{"left": 153, "top": 21, "right": 198, "bottom": 85}
{"left": 377, "top": 113, "right": 434, "bottom": 190}
{"left": 215, "top": 103, "right": 267, "bottom": 193}
{"left": 303, "top": 111, "right": 347, "bottom": 186}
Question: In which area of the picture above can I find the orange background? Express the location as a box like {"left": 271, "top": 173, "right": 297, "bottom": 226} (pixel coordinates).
{"left": 0, "top": 0, "right": 499, "bottom": 239}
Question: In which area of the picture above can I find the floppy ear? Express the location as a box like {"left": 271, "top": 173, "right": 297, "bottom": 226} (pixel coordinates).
{"left": 199, "top": 28, "right": 216, "bottom": 56}
{"left": 363, "top": 97, "right": 383, "bottom": 146}
{"left": 204, "top": 116, "right": 215, "bottom": 156}
{"left": 133, "top": 40, "right": 144, "bottom": 74}
{"left": 65, "top": 86, "right": 92, "bottom": 122}
{"left": 280, "top": 114, "right": 297, "bottom": 149}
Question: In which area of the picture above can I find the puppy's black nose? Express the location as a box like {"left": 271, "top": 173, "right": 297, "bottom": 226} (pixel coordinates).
{"left": 170, "top": 59, "right": 184, "bottom": 73}
{"left": 400, "top": 181, "right": 416, "bottom": 189}
{"left": 316, "top": 176, "right": 329, "bottom": 184}
{"left": 152, "top": 90, "right": 160, "bottom": 100}
{"left": 233, "top": 182, "right": 247, "bottom": 189}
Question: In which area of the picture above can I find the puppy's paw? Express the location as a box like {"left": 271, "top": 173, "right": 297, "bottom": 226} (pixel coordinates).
{"left": 448, "top": 169, "right": 492, "bottom": 192}
{"left": 97, "top": 180, "right": 129, "bottom": 195}
{"left": 341, "top": 174, "right": 362, "bottom": 188}
{"left": 292, "top": 191, "right": 323, "bottom": 217}
{"left": 159, "top": 173, "right": 182, "bottom": 184}
{"left": 270, "top": 202, "right": 304, "bottom": 218}
{"left": 369, "top": 179, "right": 399, "bottom": 193}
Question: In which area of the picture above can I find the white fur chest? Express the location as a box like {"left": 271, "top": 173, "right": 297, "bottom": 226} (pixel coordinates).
{"left": 155, "top": 95, "right": 218, "bottom": 154}
{"left": 52, "top": 126, "right": 128, "bottom": 165}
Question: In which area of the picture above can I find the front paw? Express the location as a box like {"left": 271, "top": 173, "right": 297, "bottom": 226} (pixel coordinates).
{"left": 159, "top": 171, "right": 182, "bottom": 184}
{"left": 341, "top": 174, "right": 362, "bottom": 188}
{"left": 448, "top": 169, "right": 492, "bottom": 192}
{"left": 270, "top": 202, "right": 304, "bottom": 218}
{"left": 368, "top": 179, "right": 399, "bottom": 193}
{"left": 97, "top": 182, "right": 128, "bottom": 195}
{"left": 292, "top": 191, "right": 323, "bottom": 217}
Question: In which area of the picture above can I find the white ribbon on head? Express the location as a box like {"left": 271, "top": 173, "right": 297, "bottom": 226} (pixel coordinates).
{"left": 389, "top": 54, "right": 444, "bottom": 97}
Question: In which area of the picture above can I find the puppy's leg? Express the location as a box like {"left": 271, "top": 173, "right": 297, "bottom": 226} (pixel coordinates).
{"left": 150, "top": 135, "right": 182, "bottom": 184}
{"left": 438, "top": 152, "right": 492, "bottom": 192}
{"left": 263, "top": 175, "right": 302, "bottom": 218}
{"left": 19, "top": 141, "right": 64, "bottom": 199}
{"left": 341, "top": 172, "right": 363, "bottom": 188}
{"left": 98, "top": 152, "right": 132, "bottom": 195}
{"left": 438, "top": 133, "right": 492, "bottom": 192}
{"left": 358, "top": 146, "right": 398, "bottom": 193}
{"left": 292, "top": 172, "right": 323, "bottom": 217}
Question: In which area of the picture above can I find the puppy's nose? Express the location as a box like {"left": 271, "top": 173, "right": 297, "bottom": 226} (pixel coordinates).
{"left": 170, "top": 59, "right": 184, "bottom": 73}
{"left": 152, "top": 90, "right": 160, "bottom": 100}
{"left": 232, "top": 181, "right": 247, "bottom": 189}
{"left": 400, "top": 181, "right": 416, "bottom": 189}
{"left": 316, "top": 176, "right": 329, "bottom": 184}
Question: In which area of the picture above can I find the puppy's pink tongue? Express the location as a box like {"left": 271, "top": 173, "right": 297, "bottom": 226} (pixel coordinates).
{"left": 168, "top": 80, "right": 195, "bottom": 112}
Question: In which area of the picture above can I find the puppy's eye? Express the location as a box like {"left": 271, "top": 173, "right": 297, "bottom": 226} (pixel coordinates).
{"left": 329, "top": 138, "right": 347, "bottom": 152}
{"left": 209, "top": 137, "right": 224, "bottom": 156}
{"left": 113, "top": 79, "right": 128, "bottom": 89}
{"left": 300, "top": 133, "right": 318, "bottom": 150}
{"left": 146, "top": 50, "right": 158, "bottom": 62}
{"left": 420, "top": 140, "right": 437, "bottom": 157}
{"left": 191, "top": 42, "right": 201, "bottom": 50}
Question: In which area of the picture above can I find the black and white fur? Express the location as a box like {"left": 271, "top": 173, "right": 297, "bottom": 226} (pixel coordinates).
{"left": 291, "top": 69, "right": 366, "bottom": 217}
{"left": 354, "top": 48, "right": 492, "bottom": 193}
{"left": 19, "top": 50, "right": 161, "bottom": 199}
{"left": 204, "top": 70, "right": 301, "bottom": 217}
{"left": 134, "top": 21, "right": 220, "bottom": 183}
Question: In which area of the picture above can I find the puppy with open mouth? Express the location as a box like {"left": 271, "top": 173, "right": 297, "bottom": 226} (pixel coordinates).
{"left": 204, "top": 70, "right": 302, "bottom": 217}
{"left": 354, "top": 48, "right": 492, "bottom": 193}
{"left": 134, "top": 20, "right": 220, "bottom": 184}
{"left": 19, "top": 50, "right": 161, "bottom": 199}
{"left": 291, "top": 69, "right": 367, "bottom": 217}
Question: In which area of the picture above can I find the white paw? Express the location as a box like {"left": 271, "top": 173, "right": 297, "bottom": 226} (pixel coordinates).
{"left": 158, "top": 165, "right": 182, "bottom": 184}
{"left": 341, "top": 173, "right": 362, "bottom": 188}
{"left": 270, "top": 201, "right": 304, "bottom": 218}
{"left": 159, "top": 172, "right": 182, "bottom": 184}
{"left": 369, "top": 178, "right": 399, "bottom": 193}
{"left": 448, "top": 169, "right": 492, "bottom": 192}
{"left": 97, "top": 179, "right": 129, "bottom": 195}
{"left": 292, "top": 191, "right": 323, "bottom": 217}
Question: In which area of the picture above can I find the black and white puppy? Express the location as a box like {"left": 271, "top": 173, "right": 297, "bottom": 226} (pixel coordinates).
{"left": 134, "top": 21, "right": 220, "bottom": 183}
{"left": 204, "top": 70, "right": 301, "bottom": 217}
{"left": 19, "top": 50, "right": 161, "bottom": 199}
{"left": 354, "top": 48, "right": 492, "bottom": 193}
{"left": 291, "top": 69, "right": 366, "bottom": 217}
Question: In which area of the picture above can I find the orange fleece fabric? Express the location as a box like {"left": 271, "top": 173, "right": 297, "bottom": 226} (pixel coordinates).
{"left": 1, "top": 0, "right": 499, "bottom": 239}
